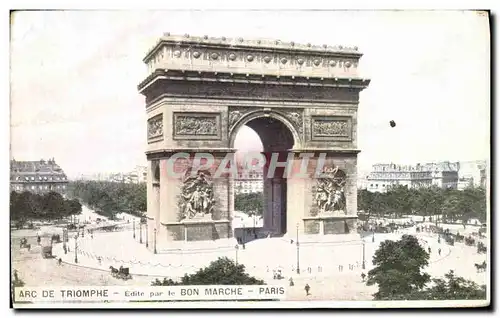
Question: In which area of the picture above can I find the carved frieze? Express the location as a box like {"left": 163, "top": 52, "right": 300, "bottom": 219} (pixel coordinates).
{"left": 173, "top": 113, "right": 221, "bottom": 140}
{"left": 313, "top": 166, "right": 347, "bottom": 216}
{"left": 147, "top": 114, "right": 163, "bottom": 141}
{"left": 311, "top": 116, "right": 352, "bottom": 141}
{"left": 178, "top": 170, "right": 215, "bottom": 221}
{"left": 228, "top": 107, "right": 254, "bottom": 130}
{"left": 282, "top": 110, "right": 304, "bottom": 136}
{"left": 143, "top": 35, "right": 361, "bottom": 78}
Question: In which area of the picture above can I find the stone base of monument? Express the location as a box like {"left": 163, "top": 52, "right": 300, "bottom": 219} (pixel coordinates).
{"left": 302, "top": 214, "right": 358, "bottom": 235}
{"left": 161, "top": 217, "right": 232, "bottom": 242}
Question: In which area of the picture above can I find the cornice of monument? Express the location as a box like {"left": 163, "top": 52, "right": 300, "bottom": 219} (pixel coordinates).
{"left": 138, "top": 69, "right": 370, "bottom": 93}
{"left": 144, "top": 33, "right": 363, "bottom": 63}
{"left": 139, "top": 33, "right": 369, "bottom": 85}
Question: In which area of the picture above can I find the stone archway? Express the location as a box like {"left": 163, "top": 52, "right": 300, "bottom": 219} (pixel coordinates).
{"left": 138, "top": 34, "right": 370, "bottom": 249}
{"left": 230, "top": 112, "right": 299, "bottom": 235}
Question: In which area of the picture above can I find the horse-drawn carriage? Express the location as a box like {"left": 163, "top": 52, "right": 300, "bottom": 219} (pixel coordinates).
{"left": 444, "top": 234, "right": 454, "bottom": 246}
{"left": 51, "top": 234, "right": 61, "bottom": 244}
{"left": 109, "top": 266, "right": 132, "bottom": 280}
{"left": 41, "top": 245, "right": 53, "bottom": 259}
{"left": 19, "top": 238, "right": 31, "bottom": 250}
{"left": 465, "top": 236, "right": 476, "bottom": 246}
{"left": 477, "top": 241, "right": 487, "bottom": 254}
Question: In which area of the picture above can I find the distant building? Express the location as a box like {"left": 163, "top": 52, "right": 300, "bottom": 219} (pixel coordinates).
{"left": 234, "top": 162, "right": 264, "bottom": 195}
{"left": 457, "top": 176, "right": 474, "bottom": 191}
{"left": 479, "top": 165, "right": 487, "bottom": 188}
{"left": 10, "top": 158, "right": 69, "bottom": 194}
{"left": 105, "top": 166, "right": 147, "bottom": 184}
{"left": 366, "top": 161, "right": 460, "bottom": 193}
{"left": 458, "top": 160, "right": 487, "bottom": 187}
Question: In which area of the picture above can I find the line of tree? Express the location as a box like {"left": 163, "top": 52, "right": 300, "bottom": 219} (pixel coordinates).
{"left": 358, "top": 186, "right": 487, "bottom": 223}
{"left": 67, "top": 181, "right": 146, "bottom": 219}
{"left": 10, "top": 191, "right": 82, "bottom": 225}
{"left": 234, "top": 192, "right": 263, "bottom": 216}
{"left": 366, "top": 234, "right": 487, "bottom": 300}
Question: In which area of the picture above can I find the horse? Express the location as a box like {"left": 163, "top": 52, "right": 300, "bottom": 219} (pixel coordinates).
{"left": 109, "top": 266, "right": 119, "bottom": 276}
{"left": 474, "top": 261, "right": 487, "bottom": 273}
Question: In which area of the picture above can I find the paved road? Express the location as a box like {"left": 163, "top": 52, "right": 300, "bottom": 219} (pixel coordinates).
{"left": 11, "top": 235, "right": 160, "bottom": 288}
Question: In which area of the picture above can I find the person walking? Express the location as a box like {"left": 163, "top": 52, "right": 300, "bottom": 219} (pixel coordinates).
{"left": 305, "top": 284, "right": 310, "bottom": 296}
{"left": 438, "top": 248, "right": 441, "bottom": 256}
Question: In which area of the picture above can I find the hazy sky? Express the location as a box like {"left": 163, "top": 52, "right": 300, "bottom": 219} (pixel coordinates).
{"left": 10, "top": 10, "right": 490, "bottom": 178}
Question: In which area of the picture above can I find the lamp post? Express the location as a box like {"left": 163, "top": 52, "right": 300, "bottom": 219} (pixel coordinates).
{"left": 139, "top": 220, "right": 143, "bottom": 244}
{"left": 154, "top": 228, "right": 157, "bottom": 254}
{"left": 362, "top": 238, "right": 366, "bottom": 269}
{"left": 74, "top": 234, "right": 78, "bottom": 264}
{"left": 146, "top": 220, "right": 149, "bottom": 248}
{"left": 296, "top": 223, "right": 300, "bottom": 274}
{"left": 253, "top": 213, "right": 257, "bottom": 239}
{"left": 133, "top": 220, "right": 136, "bottom": 239}
{"left": 243, "top": 223, "right": 246, "bottom": 245}
{"left": 235, "top": 244, "right": 239, "bottom": 265}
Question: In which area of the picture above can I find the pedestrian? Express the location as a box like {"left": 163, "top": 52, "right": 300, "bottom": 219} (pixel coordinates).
{"left": 438, "top": 248, "right": 441, "bottom": 256}
{"left": 305, "top": 284, "right": 310, "bottom": 296}
{"left": 428, "top": 247, "right": 431, "bottom": 254}
{"left": 289, "top": 277, "right": 294, "bottom": 286}
{"left": 361, "top": 272, "right": 366, "bottom": 282}
{"left": 58, "top": 258, "right": 62, "bottom": 266}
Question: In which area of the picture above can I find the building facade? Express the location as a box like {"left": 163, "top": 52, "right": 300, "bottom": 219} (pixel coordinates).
{"left": 10, "top": 158, "right": 69, "bottom": 194}
{"left": 234, "top": 170, "right": 264, "bottom": 195}
{"left": 100, "top": 166, "right": 148, "bottom": 184}
{"left": 457, "top": 176, "right": 474, "bottom": 191}
{"left": 458, "top": 160, "right": 487, "bottom": 187}
{"left": 366, "top": 161, "right": 460, "bottom": 193}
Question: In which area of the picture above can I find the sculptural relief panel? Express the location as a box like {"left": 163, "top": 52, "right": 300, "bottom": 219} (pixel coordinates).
{"left": 177, "top": 170, "right": 215, "bottom": 221}
{"left": 311, "top": 116, "right": 352, "bottom": 141}
{"left": 147, "top": 114, "right": 163, "bottom": 142}
{"left": 312, "top": 166, "right": 347, "bottom": 216}
{"left": 173, "top": 112, "right": 222, "bottom": 140}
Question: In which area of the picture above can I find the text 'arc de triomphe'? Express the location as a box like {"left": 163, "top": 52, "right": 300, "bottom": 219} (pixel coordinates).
{"left": 138, "top": 34, "right": 370, "bottom": 248}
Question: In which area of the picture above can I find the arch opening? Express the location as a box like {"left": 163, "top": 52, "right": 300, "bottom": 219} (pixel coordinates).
{"left": 232, "top": 114, "right": 297, "bottom": 241}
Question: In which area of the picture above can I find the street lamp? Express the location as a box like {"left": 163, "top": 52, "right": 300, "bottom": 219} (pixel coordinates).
{"left": 296, "top": 223, "right": 300, "bottom": 274}
{"left": 243, "top": 223, "right": 246, "bottom": 245}
{"left": 74, "top": 234, "right": 78, "bottom": 264}
{"left": 154, "top": 228, "right": 157, "bottom": 254}
{"left": 139, "top": 220, "right": 143, "bottom": 244}
{"left": 235, "top": 244, "right": 239, "bottom": 265}
{"left": 133, "top": 220, "right": 136, "bottom": 239}
{"left": 253, "top": 213, "right": 257, "bottom": 238}
{"left": 146, "top": 220, "right": 149, "bottom": 248}
{"left": 362, "top": 238, "right": 366, "bottom": 269}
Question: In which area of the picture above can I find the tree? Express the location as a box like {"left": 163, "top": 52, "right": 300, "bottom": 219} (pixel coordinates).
{"left": 388, "top": 270, "right": 487, "bottom": 300}
{"left": 234, "top": 192, "right": 263, "bottom": 216}
{"left": 151, "top": 257, "right": 264, "bottom": 286}
{"left": 366, "top": 235, "right": 430, "bottom": 300}
{"left": 424, "top": 270, "right": 486, "bottom": 300}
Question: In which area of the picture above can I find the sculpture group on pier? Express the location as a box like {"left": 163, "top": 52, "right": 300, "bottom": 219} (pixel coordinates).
{"left": 314, "top": 166, "right": 347, "bottom": 214}
{"left": 179, "top": 170, "right": 216, "bottom": 220}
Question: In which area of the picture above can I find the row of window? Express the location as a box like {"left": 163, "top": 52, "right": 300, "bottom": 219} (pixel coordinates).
{"left": 13, "top": 185, "right": 66, "bottom": 191}
{"left": 15, "top": 176, "right": 66, "bottom": 181}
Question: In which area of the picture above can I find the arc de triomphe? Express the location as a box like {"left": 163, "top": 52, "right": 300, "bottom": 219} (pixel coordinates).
{"left": 138, "top": 34, "right": 370, "bottom": 249}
